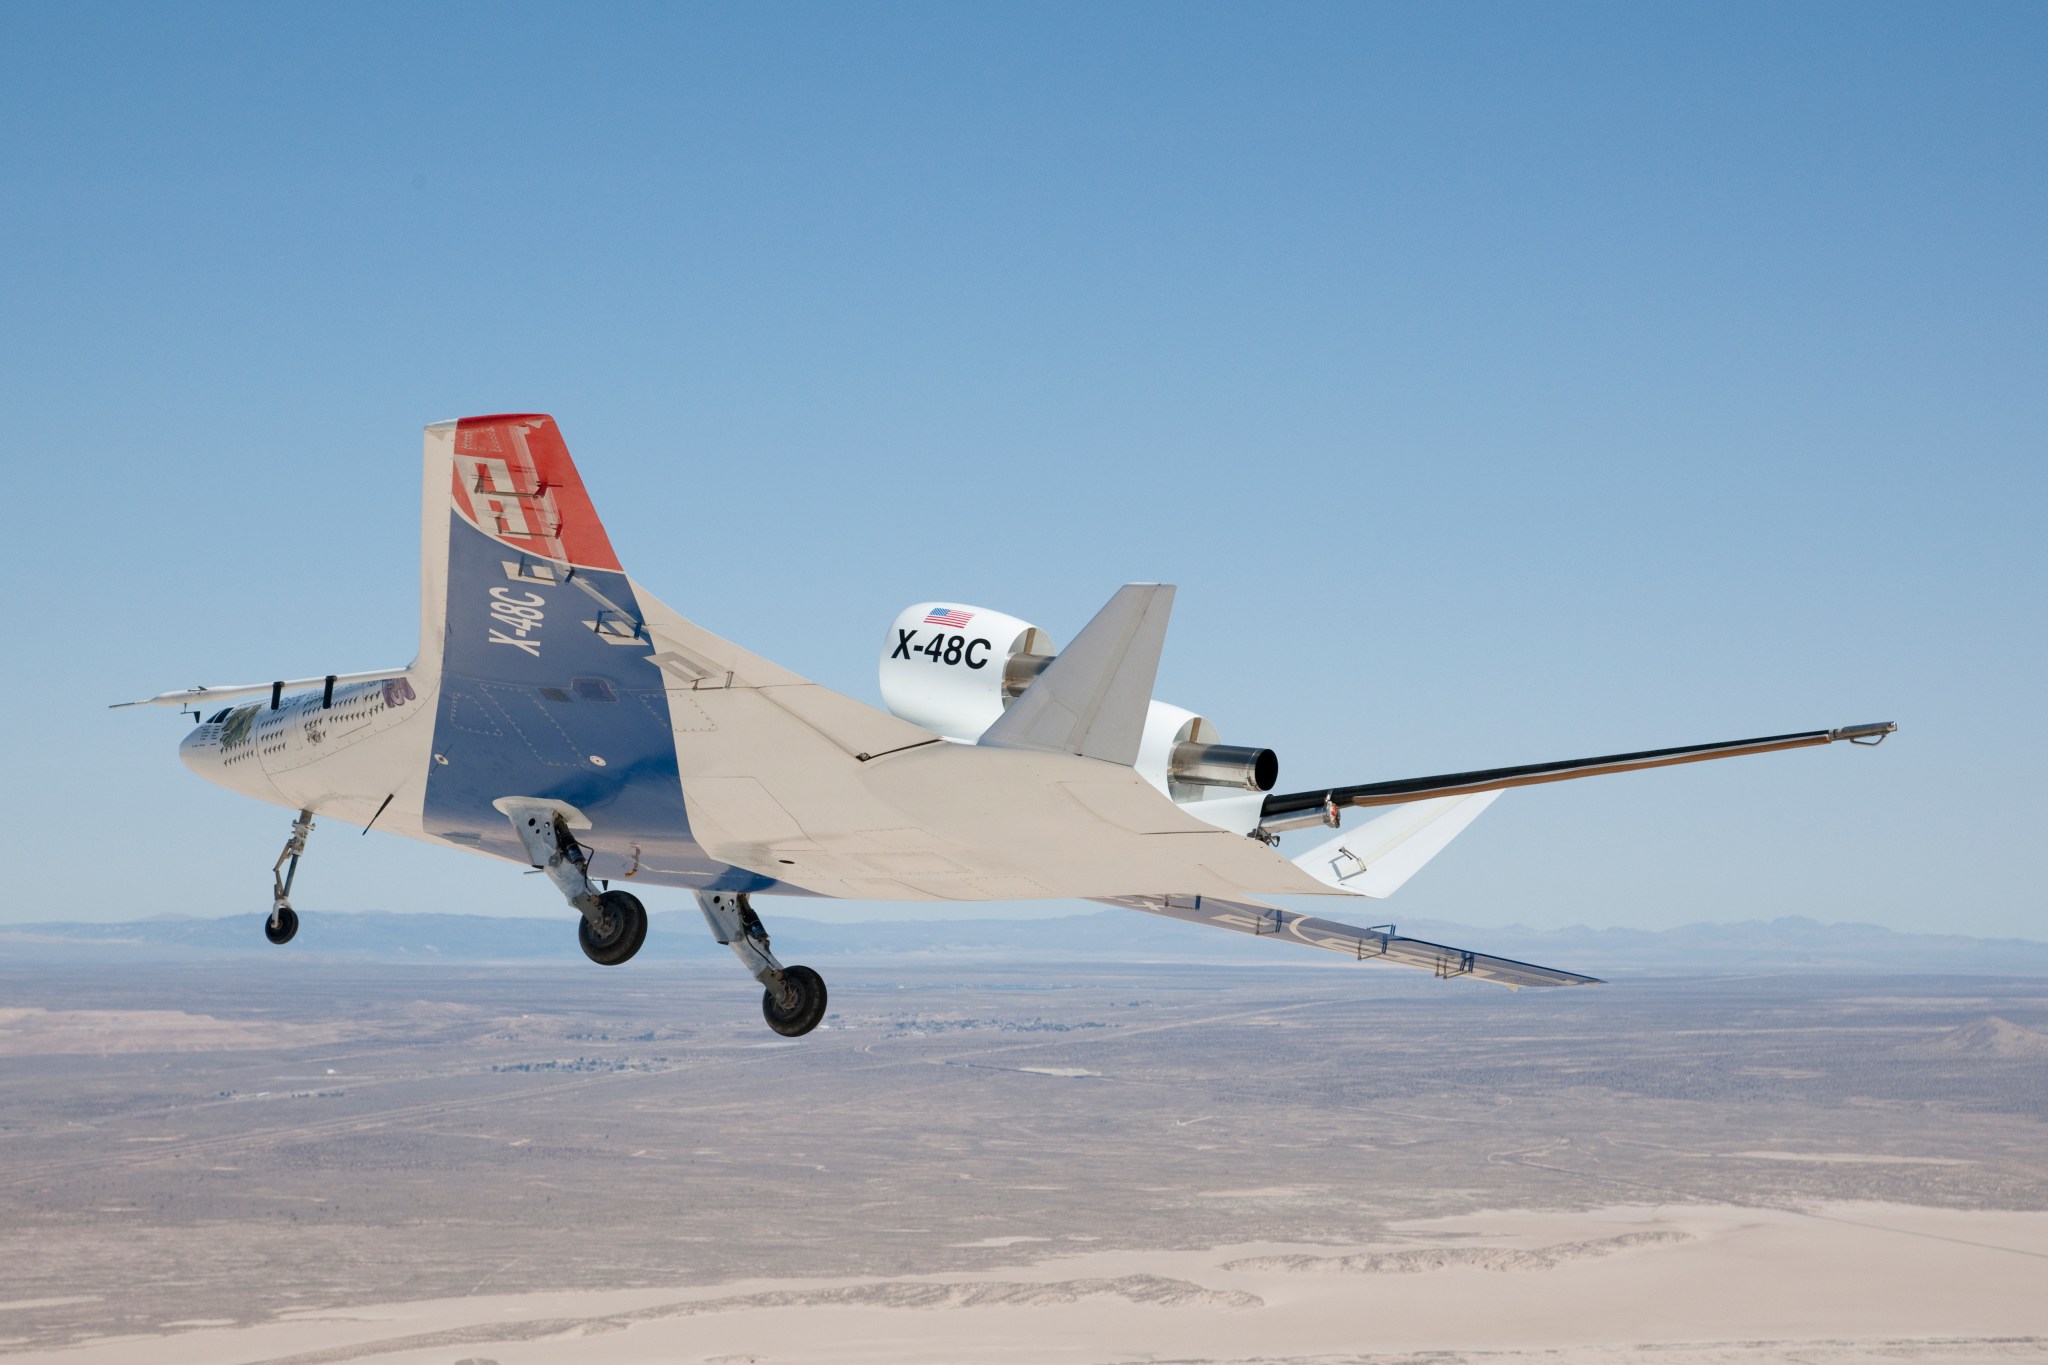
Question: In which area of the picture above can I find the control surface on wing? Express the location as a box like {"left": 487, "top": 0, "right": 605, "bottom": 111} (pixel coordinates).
{"left": 1099, "top": 894, "right": 1601, "bottom": 989}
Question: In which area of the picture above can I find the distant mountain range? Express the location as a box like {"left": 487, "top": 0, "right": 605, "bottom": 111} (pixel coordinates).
{"left": 4, "top": 908, "right": 2046, "bottom": 976}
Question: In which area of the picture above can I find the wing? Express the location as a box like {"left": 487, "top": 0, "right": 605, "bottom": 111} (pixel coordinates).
{"left": 1098, "top": 893, "right": 1600, "bottom": 988}
{"left": 112, "top": 668, "right": 411, "bottom": 710}
{"left": 1262, "top": 722, "right": 1897, "bottom": 827}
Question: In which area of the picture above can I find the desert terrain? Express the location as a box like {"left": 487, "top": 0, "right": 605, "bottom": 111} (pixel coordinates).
{"left": 2, "top": 924, "right": 2045, "bottom": 1363}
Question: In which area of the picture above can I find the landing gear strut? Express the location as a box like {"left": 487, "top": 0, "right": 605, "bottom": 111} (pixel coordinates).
{"left": 696, "top": 892, "right": 828, "bottom": 1037}
{"left": 501, "top": 799, "right": 647, "bottom": 966}
{"left": 267, "top": 808, "right": 312, "bottom": 945}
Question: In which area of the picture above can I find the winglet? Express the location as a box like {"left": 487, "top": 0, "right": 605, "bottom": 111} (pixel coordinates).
{"left": 978, "top": 584, "right": 1174, "bottom": 766}
{"left": 1291, "top": 791, "right": 1503, "bottom": 899}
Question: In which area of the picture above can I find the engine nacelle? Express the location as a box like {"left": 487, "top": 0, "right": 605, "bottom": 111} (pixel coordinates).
{"left": 1135, "top": 703, "right": 1278, "bottom": 799}
{"left": 879, "top": 603, "right": 1055, "bottom": 741}
{"left": 878, "top": 602, "right": 1277, "bottom": 838}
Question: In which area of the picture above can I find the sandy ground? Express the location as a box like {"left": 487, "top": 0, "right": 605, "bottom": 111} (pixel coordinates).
{"left": 7, "top": 1201, "right": 2045, "bottom": 1365}
{"left": 0, "top": 1008, "right": 351, "bottom": 1055}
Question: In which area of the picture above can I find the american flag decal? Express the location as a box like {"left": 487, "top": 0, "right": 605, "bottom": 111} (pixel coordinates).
{"left": 924, "top": 607, "right": 974, "bottom": 629}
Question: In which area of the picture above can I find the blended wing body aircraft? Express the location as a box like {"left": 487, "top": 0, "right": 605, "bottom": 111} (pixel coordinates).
{"left": 119, "top": 415, "right": 1894, "bottom": 1035}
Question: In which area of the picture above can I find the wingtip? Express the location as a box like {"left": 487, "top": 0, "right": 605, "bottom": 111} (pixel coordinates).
{"left": 1830, "top": 721, "right": 1898, "bottom": 745}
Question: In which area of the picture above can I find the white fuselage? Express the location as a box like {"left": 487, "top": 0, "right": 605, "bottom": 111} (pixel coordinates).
{"left": 180, "top": 678, "right": 440, "bottom": 844}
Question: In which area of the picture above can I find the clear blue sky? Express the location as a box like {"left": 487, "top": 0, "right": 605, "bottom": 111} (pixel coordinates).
{"left": 3, "top": 3, "right": 2041, "bottom": 936}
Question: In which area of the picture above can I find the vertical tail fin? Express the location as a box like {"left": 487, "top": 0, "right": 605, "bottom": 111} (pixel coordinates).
{"left": 978, "top": 584, "right": 1175, "bottom": 766}
{"left": 415, "top": 414, "right": 624, "bottom": 684}
{"left": 412, "top": 414, "right": 700, "bottom": 862}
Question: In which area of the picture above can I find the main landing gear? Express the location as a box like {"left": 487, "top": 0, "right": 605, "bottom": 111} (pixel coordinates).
{"left": 266, "top": 808, "right": 313, "bottom": 945}
{"left": 502, "top": 801, "right": 647, "bottom": 967}
{"left": 579, "top": 889, "right": 648, "bottom": 966}
{"left": 696, "top": 891, "right": 828, "bottom": 1037}
{"left": 493, "top": 800, "right": 821, "bottom": 1033}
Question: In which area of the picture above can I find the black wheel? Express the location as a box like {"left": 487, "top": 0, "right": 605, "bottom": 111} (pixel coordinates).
{"left": 762, "top": 964, "right": 827, "bottom": 1037}
{"left": 265, "top": 906, "right": 299, "bottom": 945}
{"left": 578, "top": 889, "right": 647, "bottom": 966}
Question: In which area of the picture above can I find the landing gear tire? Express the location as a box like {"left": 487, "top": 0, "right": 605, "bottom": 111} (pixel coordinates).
{"left": 265, "top": 906, "right": 299, "bottom": 946}
{"left": 578, "top": 889, "right": 647, "bottom": 966}
{"left": 762, "top": 964, "right": 827, "bottom": 1038}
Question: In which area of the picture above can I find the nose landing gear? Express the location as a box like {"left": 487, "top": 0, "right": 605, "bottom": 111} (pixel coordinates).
{"left": 266, "top": 809, "right": 313, "bottom": 945}
{"left": 696, "top": 891, "right": 828, "bottom": 1037}
{"left": 265, "top": 905, "right": 299, "bottom": 945}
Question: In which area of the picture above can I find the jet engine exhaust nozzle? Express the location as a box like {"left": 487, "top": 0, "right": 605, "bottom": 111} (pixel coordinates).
{"left": 1168, "top": 741, "right": 1279, "bottom": 792}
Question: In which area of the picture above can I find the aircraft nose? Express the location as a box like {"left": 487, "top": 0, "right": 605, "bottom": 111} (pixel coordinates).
{"left": 178, "top": 724, "right": 219, "bottom": 775}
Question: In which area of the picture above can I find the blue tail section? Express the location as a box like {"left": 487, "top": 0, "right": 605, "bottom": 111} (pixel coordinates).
{"left": 418, "top": 416, "right": 771, "bottom": 892}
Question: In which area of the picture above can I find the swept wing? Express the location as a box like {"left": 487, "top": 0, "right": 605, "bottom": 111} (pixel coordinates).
{"left": 113, "top": 669, "right": 409, "bottom": 710}
{"left": 1098, "top": 893, "right": 1600, "bottom": 988}
{"left": 1263, "top": 723, "right": 1897, "bottom": 826}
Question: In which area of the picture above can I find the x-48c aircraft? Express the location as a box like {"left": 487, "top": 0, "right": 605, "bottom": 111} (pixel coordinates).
{"left": 118, "top": 415, "right": 1896, "bottom": 1036}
